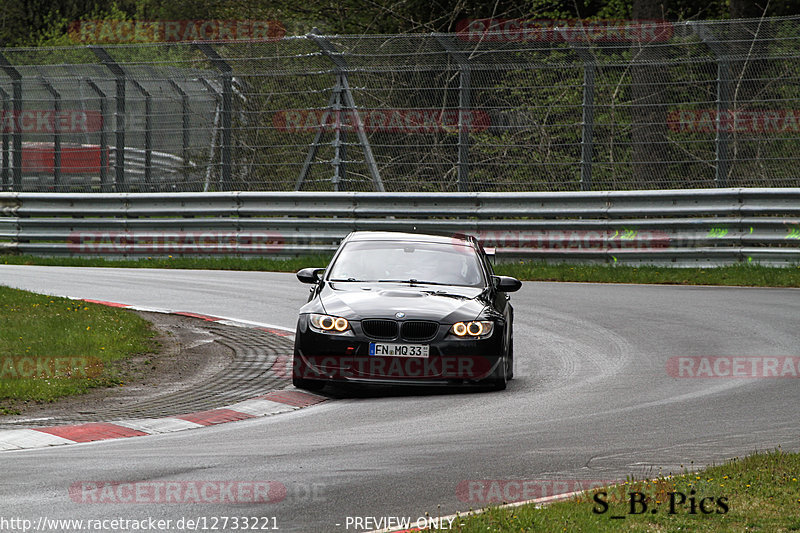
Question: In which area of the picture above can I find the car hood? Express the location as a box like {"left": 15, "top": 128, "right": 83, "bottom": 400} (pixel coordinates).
{"left": 315, "top": 282, "right": 488, "bottom": 322}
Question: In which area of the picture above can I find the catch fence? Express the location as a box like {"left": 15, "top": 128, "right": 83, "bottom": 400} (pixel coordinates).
{"left": 1, "top": 17, "right": 800, "bottom": 192}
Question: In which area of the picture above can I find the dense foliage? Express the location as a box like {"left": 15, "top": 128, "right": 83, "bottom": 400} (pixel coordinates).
{"left": 2, "top": 0, "right": 799, "bottom": 47}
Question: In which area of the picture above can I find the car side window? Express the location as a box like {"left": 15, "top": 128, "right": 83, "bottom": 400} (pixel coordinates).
{"left": 476, "top": 246, "right": 494, "bottom": 279}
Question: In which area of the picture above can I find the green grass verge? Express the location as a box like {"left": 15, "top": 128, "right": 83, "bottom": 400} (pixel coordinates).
{"left": 450, "top": 449, "right": 800, "bottom": 532}
{"left": 496, "top": 262, "right": 800, "bottom": 287}
{"left": 2, "top": 255, "right": 800, "bottom": 287}
{"left": 0, "top": 285, "right": 155, "bottom": 414}
{"left": 0, "top": 254, "right": 332, "bottom": 273}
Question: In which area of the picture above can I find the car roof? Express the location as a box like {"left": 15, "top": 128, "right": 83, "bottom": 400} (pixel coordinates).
{"left": 344, "top": 231, "right": 477, "bottom": 247}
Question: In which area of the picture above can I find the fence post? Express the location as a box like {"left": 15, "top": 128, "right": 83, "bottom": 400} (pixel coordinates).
{"left": 573, "top": 47, "right": 595, "bottom": 191}
{"left": 0, "top": 52, "right": 22, "bottom": 190}
{"left": 130, "top": 80, "right": 152, "bottom": 189}
{"left": 715, "top": 59, "right": 731, "bottom": 187}
{"left": 195, "top": 43, "right": 233, "bottom": 191}
{"left": 86, "top": 79, "right": 110, "bottom": 192}
{"left": 40, "top": 78, "right": 62, "bottom": 190}
{"left": 89, "top": 46, "right": 126, "bottom": 192}
{"left": 689, "top": 22, "right": 731, "bottom": 187}
{"left": 581, "top": 62, "right": 595, "bottom": 191}
{"left": 0, "top": 87, "right": 8, "bottom": 190}
{"left": 331, "top": 77, "right": 346, "bottom": 191}
{"left": 436, "top": 35, "right": 472, "bottom": 192}
{"left": 168, "top": 80, "right": 190, "bottom": 184}
{"left": 339, "top": 128, "right": 347, "bottom": 192}
{"left": 199, "top": 78, "right": 221, "bottom": 192}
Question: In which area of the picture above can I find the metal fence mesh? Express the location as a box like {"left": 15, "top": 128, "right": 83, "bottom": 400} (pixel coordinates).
{"left": 2, "top": 16, "right": 800, "bottom": 192}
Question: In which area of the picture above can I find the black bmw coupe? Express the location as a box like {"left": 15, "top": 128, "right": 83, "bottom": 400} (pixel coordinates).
{"left": 292, "top": 231, "right": 521, "bottom": 391}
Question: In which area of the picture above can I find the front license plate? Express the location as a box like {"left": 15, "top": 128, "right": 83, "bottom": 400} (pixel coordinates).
{"left": 369, "top": 343, "right": 429, "bottom": 358}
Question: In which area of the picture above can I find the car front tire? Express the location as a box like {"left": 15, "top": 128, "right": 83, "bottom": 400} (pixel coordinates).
{"left": 291, "top": 352, "right": 326, "bottom": 391}
{"left": 489, "top": 350, "right": 509, "bottom": 391}
{"left": 490, "top": 364, "right": 507, "bottom": 390}
{"left": 507, "top": 324, "right": 514, "bottom": 381}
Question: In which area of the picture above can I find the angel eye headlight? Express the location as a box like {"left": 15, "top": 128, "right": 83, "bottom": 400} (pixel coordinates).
{"left": 309, "top": 314, "right": 350, "bottom": 333}
{"left": 450, "top": 321, "right": 493, "bottom": 338}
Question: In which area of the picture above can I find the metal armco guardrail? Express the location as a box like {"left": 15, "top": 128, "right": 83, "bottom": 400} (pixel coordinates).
{"left": 1, "top": 188, "right": 799, "bottom": 266}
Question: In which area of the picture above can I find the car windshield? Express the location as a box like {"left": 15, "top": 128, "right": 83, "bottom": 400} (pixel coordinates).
{"left": 328, "top": 240, "right": 485, "bottom": 287}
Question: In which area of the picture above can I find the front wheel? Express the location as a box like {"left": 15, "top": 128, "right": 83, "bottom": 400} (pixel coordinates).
{"left": 292, "top": 353, "right": 326, "bottom": 391}
{"left": 489, "top": 354, "right": 508, "bottom": 391}
{"left": 489, "top": 332, "right": 513, "bottom": 391}
{"left": 507, "top": 336, "right": 514, "bottom": 381}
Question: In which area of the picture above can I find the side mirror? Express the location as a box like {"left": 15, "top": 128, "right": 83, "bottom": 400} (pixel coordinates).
{"left": 297, "top": 267, "right": 325, "bottom": 284}
{"left": 492, "top": 275, "right": 522, "bottom": 293}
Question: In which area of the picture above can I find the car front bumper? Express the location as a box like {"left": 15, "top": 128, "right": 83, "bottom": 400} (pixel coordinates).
{"left": 292, "top": 316, "right": 506, "bottom": 386}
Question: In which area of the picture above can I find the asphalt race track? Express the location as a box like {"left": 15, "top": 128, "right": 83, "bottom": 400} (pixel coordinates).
{"left": 0, "top": 265, "right": 798, "bottom": 532}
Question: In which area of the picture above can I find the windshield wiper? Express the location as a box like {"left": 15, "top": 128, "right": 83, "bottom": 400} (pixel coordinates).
{"left": 421, "top": 289, "right": 469, "bottom": 299}
{"left": 376, "top": 279, "right": 450, "bottom": 286}
{"left": 329, "top": 278, "right": 367, "bottom": 282}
